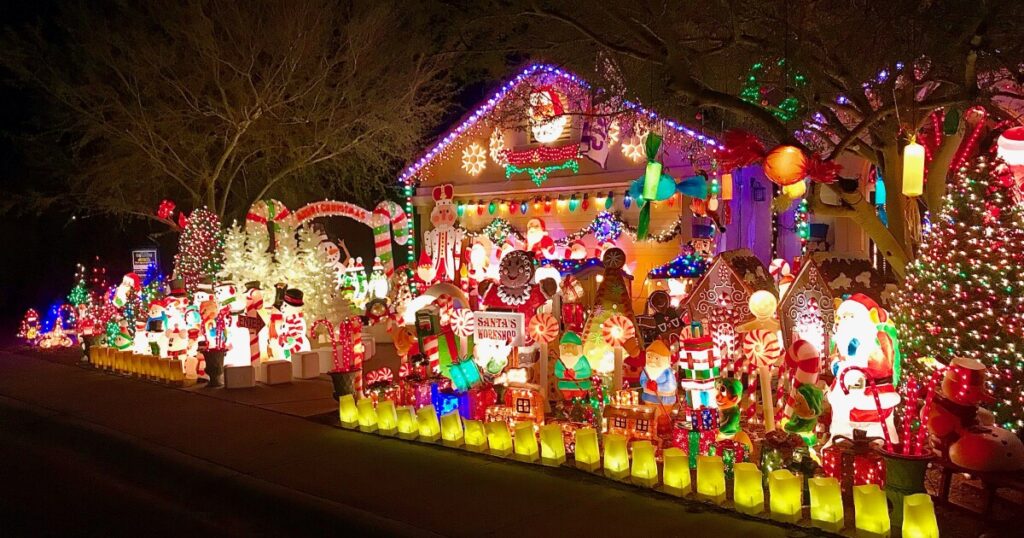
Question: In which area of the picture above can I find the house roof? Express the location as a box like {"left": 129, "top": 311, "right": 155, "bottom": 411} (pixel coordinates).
{"left": 397, "top": 63, "right": 724, "bottom": 185}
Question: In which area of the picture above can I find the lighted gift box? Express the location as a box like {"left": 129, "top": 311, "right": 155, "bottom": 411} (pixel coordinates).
{"left": 486, "top": 421, "right": 513, "bottom": 457}
{"left": 603, "top": 433, "right": 629, "bottom": 480}
{"left": 902, "top": 493, "right": 938, "bottom": 538}
{"left": 808, "top": 476, "right": 844, "bottom": 532}
{"left": 853, "top": 484, "right": 890, "bottom": 538}
{"left": 513, "top": 421, "right": 539, "bottom": 463}
{"left": 375, "top": 399, "right": 398, "bottom": 436}
{"left": 768, "top": 469, "right": 803, "bottom": 523}
{"left": 395, "top": 405, "right": 419, "bottom": 439}
{"left": 356, "top": 397, "right": 378, "bottom": 433}
{"left": 822, "top": 431, "right": 885, "bottom": 492}
{"left": 661, "top": 447, "right": 691, "bottom": 497}
{"left": 456, "top": 384, "right": 497, "bottom": 420}
{"left": 732, "top": 462, "right": 764, "bottom": 514}
{"left": 440, "top": 410, "right": 464, "bottom": 447}
{"left": 463, "top": 419, "right": 487, "bottom": 452}
{"left": 338, "top": 394, "right": 359, "bottom": 429}
{"left": 630, "top": 440, "right": 658, "bottom": 488}
{"left": 431, "top": 383, "right": 461, "bottom": 417}
{"left": 574, "top": 427, "right": 601, "bottom": 472}
{"left": 695, "top": 455, "right": 726, "bottom": 504}
{"left": 416, "top": 404, "right": 441, "bottom": 442}
{"left": 539, "top": 423, "right": 565, "bottom": 466}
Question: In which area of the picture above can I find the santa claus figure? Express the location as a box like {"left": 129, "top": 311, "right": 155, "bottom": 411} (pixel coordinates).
{"left": 827, "top": 293, "right": 902, "bottom": 443}
{"left": 112, "top": 272, "right": 142, "bottom": 308}
{"left": 423, "top": 183, "right": 464, "bottom": 285}
{"left": 525, "top": 217, "right": 580, "bottom": 260}
{"left": 478, "top": 249, "right": 556, "bottom": 327}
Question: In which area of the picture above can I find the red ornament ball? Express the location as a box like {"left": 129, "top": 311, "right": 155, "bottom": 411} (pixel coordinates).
{"left": 763, "top": 145, "right": 807, "bottom": 186}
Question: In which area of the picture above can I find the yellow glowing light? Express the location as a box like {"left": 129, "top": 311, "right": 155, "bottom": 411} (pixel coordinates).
{"left": 461, "top": 143, "right": 487, "bottom": 176}
{"left": 607, "top": 121, "right": 621, "bottom": 144}
{"left": 603, "top": 433, "right": 630, "bottom": 480}
{"left": 574, "top": 427, "right": 601, "bottom": 472}
{"left": 902, "top": 493, "right": 938, "bottom": 538}
{"left": 375, "top": 400, "right": 398, "bottom": 435}
{"left": 662, "top": 447, "right": 691, "bottom": 497}
{"left": 488, "top": 129, "right": 508, "bottom": 165}
{"left": 768, "top": 469, "right": 803, "bottom": 523}
{"left": 733, "top": 462, "right": 765, "bottom": 514}
{"left": 853, "top": 484, "right": 890, "bottom": 537}
{"left": 440, "top": 410, "right": 464, "bottom": 447}
{"left": 782, "top": 180, "right": 806, "bottom": 199}
{"left": 539, "top": 424, "right": 566, "bottom": 466}
{"left": 416, "top": 405, "right": 441, "bottom": 441}
{"left": 486, "top": 421, "right": 513, "bottom": 457}
{"left": 513, "top": 421, "right": 539, "bottom": 463}
{"left": 396, "top": 405, "right": 419, "bottom": 439}
{"left": 902, "top": 139, "right": 925, "bottom": 197}
{"left": 696, "top": 455, "right": 726, "bottom": 504}
{"left": 749, "top": 290, "right": 779, "bottom": 319}
{"left": 356, "top": 397, "right": 377, "bottom": 433}
{"left": 338, "top": 394, "right": 359, "bottom": 428}
{"left": 630, "top": 440, "right": 658, "bottom": 488}
{"left": 721, "top": 173, "right": 734, "bottom": 201}
{"left": 808, "top": 477, "right": 844, "bottom": 532}
{"left": 463, "top": 419, "right": 487, "bottom": 452}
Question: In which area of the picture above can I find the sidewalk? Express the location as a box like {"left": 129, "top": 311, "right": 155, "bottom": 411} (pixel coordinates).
{"left": 0, "top": 349, "right": 799, "bottom": 537}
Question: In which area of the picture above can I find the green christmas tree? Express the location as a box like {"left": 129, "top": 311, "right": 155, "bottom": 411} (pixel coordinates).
{"left": 892, "top": 157, "right": 1024, "bottom": 431}
{"left": 173, "top": 208, "right": 224, "bottom": 296}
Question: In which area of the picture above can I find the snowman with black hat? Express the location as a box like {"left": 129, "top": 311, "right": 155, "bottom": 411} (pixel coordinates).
{"left": 278, "top": 288, "right": 309, "bottom": 359}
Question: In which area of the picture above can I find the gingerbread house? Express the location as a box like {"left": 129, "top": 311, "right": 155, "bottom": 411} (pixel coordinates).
{"left": 603, "top": 403, "right": 657, "bottom": 442}
{"left": 779, "top": 258, "right": 835, "bottom": 353}
{"left": 811, "top": 253, "right": 894, "bottom": 306}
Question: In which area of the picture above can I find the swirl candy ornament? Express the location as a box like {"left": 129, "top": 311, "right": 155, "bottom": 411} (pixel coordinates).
{"left": 742, "top": 329, "right": 782, "bottom": 368}
{"left": 449, "top": 309, "right": 476, "bottom": 338}
{"left": 527, "top": 312, "right": 560, "bottom": 344}
{"left": 601, "top": 315, "right": 635, "bottom": 347}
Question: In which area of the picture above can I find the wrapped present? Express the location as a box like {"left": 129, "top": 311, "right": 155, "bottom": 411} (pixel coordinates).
{"left": 431, "top": 382, "right": 461, "bottom": 417}
{"left": 707, "top": 438, "right": 747, "bottom": 478}
{"left": 449, "top": 357, "right": 482, "bottom": 392}
{"left": 457, "top": 384, "right": 497, "bottom": 420}
{"left": 822, "top": 429, "right": 885, "bottom": 492}
{"left": 561, "top": 302, "right": 585, "bottom": 333}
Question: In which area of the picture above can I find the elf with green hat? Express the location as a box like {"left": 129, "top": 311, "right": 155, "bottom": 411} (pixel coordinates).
{"left": 784, "top": 383, "right": 824, "bottom": 445}
{"left": 554, "top": 331, "right": 592, "bottom": 399}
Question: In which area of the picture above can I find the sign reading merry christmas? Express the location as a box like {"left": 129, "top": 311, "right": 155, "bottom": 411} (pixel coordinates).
{"left": 474, "top": 311, "right": 525, "bottom": 346}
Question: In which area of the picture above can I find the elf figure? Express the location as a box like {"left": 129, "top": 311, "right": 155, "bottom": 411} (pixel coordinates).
{"left": 828, "top": 293, "right": 901, "bottom": 443}
{"left": 111, "top": 320, "right": 133, "bottom": 351}
{"left": 639, "top": 339, "right": 677, "bottom": 427}
{"left": 783, "top": 384, "right": 824, "bottom": 446}
{"left": 112, "top": 272, "right": 142, "bottom": 309}
{"left": 278, "top": 289, "right": 309, "bottom": 359}
{"left": 554, "top": 331, "right": 592, "bottom": 399}
{"left": 716, "top": 377, "right": 753, "bottom": 451}
{"left": 423, "top": 184, "right": 464, "bottom": 285}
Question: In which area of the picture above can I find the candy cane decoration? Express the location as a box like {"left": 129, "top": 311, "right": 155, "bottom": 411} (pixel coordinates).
{"left": 245, "top": 290, "right": 264, "bottom": 364}
{"left": 310, "top": 319, "right": 339, "bottom": 371}
{"left": 293, "top": 200, "right": 408, "bottom": 277}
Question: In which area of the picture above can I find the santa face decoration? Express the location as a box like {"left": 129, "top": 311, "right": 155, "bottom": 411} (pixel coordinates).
{"left": 430, "top": 185, "right": 457, "bottom": 229}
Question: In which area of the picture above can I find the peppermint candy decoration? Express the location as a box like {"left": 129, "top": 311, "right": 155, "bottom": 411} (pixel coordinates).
{"left": 365, "top": 367, "right": 394, "bottom": 386}
{"left": 742, "top": 329, "right": 782, "bottom": 368}
{"left": 601, "top": 314, "right": 635, "bottom": 347}
{"left": 527, "top": 312, "right": 559, "bottom": 344}
{"left": 449, "top": 309, "right": 476, "bottom": 337}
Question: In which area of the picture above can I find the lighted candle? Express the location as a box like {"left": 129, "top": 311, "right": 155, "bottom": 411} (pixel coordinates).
{"left": 768, "top": 469, "right": 803, "bottom": 523}
{"left": 630, "top": 440, "right": 658, "bottom": 488}
{"left": 901, "top": 493, "right": 938, "bottom": 538}
{"left": 902, "top": 139, "right": 924, "bottom": 197}
{"left": 696, "top": 455, "right": 726, "bottom": 504}
{"left": 375, "top": 399, "right": 398, "bottom": 435}
{"left": 338, "top": 394, "right": 359, "bottom": 428}
{"left": 416, "top": 405, "right": 441, "bottom": 442}
{"left": 486, "top": 421, "right": 513, "bottom": 457}
{"left": 574, "top": 427, "right": 601, "bottom": 472}
{"left": 440, "top": 410, "right": 464, "bottom": 447}
{"left": 603, "top": 433, "right": 630, "bottom": 480}
{"left": 661, "top": 447, "right": 691, "bottom": 497}
{"left": 356, "top": 397, "right": 377, "bottom": 433}
{"left": 513, "top": 421, "right": 539, "bottom": 463}
{"left": 539, "top": 424, "right": 566, "bottom": 466}
{"left": 395, "top": 405, "right": 419, "bottom": 439}
{"left": 463, "top": 419, "right": 487, "bottom": 452}
{"left": 808, "top": 477, "right": 844, "bottom": 532}
{"left": 733, "top": 462, "right": 764, "bottom": 514}
{"left": 853, "top": 484, "right": 890, "bottom": 537}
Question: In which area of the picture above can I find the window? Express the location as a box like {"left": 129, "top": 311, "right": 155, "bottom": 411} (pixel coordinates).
{"left": 613, "top": 417, "right": 627, "bottom": 429}
{"left": 515, "top": 398, "right": 531, "bottom": 414}
{"left": 636, "top": 419, "right": 649, "bottom": 433}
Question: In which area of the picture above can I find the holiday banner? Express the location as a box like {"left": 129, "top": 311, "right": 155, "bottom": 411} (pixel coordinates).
{"left": 581, "top": 111, "right": 613, "bottom": 169}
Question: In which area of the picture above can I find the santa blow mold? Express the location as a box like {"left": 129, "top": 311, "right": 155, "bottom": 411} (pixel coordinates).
{"left": 423, "top": 184, "right": 464, "bottom": 285}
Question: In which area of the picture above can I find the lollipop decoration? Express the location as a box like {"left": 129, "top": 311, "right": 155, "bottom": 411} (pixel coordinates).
{"left": 450, "top": 308, "right": 476, "bottom": 357}
{"left": 529, "top": 312, "right": 560, "bottom": 406}
{"left": 601, "top": 314, "right": 635, "bottom": 391}
{"left": 738, "top": 290, "right": 783, "bottom": 432}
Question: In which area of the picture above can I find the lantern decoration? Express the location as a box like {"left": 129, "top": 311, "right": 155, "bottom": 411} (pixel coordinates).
{"left": 416, "top": 404, "right": 441, "bottom": 441}
{"left": 662, "top": 447, "right": 691, "bottom": 497}
{"left": 603, "top": 433, "right": 630, "bottom": 480}
{"left": 853, "top": 484, "right": 890, "bottom": 537}
{"left": 396, "top": 405, "right": 419, "bottom": 439}
{"left": 763, "top": 145, "right": 807, "bottom": 186}
{"left": 513, "top": 421, "right": 539, "bottom": 463}
{"left": 356, "top": 397, "right": 378, "bottom": 433}
{"left": 440, "top": 410, "right": 465, "bottom": 447}
{"left": 902, "top": 137, "right": 925, "bottom": 197}
{"left": 768, "top": 469, "right": 803, "bottom": 523}
{"left": 808, "top": 476, "right": 844, "bottom": 532}
{"left": 375, "top": 399, "right": 398, "bottom": 435}
{"left": 539, "top": 423, "right": 566, "bottom": 466}
{"left": 630, "top": 440, "right": 658, "bottom": 488}
{"left": 338, "top": 394, "right": 359, "bottom": 429}
{"left": 486, "top": 421, "right": 513, "bottom": 457}
{"left": 695, "top": 454, "right": 726, "bottom": 504}
{"left": 574, "top": 427, "right": 601, "bottom": 472}
{"left": 902, "top": 493, "right": 939, "bottom": 538}
{"left": 733, "top": 462, "right": 764, "bottom": 514}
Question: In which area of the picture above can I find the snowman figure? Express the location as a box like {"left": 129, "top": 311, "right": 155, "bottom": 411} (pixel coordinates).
{"left": 214, "top": 280, "right": 251, "bottom": 367}
{"left": 827, "top": 293, "right": 901, "bottom": 444}
{"left": 314, "top": 228, "right": 344, "bottom": 284}
{"left": 278, "top": 289, "right": 309, "bottom": 359}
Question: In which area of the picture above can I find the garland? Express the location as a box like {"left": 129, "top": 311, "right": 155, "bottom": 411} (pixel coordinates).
{"left": 505, "top": 159, "right": 579, "bottom": 186}
{"left": 500, "top": 143, "right": 580, "bottom": 166}
{"left": 461, "top": 211, "right": 685, "bottom": 245}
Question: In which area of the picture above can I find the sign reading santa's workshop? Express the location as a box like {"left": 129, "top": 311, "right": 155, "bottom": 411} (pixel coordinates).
{"left": 474, "top": 311, "right": 525, "bottom": 346}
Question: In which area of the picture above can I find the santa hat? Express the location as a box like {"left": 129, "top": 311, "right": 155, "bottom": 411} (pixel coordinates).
{"left": 123, "top": 272, "right": 142, "bottom": 290}
{"left": 527, "top": 217, "right": 546, "bottom": 231}
{"left": 840, "top": 293, "right": 887, "bottom": 323}
{"left": 418, "top": 251, "right": 433, "bottom": 269}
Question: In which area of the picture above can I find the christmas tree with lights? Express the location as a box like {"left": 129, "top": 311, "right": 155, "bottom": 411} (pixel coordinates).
{"left": 173, "top": 208, "right": 224, "bottom": 296}
{"left": 893, "top": 157, "right": 1024, "bottom": 431}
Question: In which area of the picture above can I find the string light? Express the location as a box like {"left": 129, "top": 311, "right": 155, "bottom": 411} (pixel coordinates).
{"left": 505, "top": 159, "right": 580, "bottom": 186}
{"left": 173, "top": 208, "right": 224, "bottom": 296}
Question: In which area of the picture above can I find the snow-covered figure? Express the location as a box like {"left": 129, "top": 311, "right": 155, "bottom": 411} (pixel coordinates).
{"left": 214, "top": 280, "right": 250, "bottom": 367}
{"left": 423, "top": 184, "right": 464, "bottom": 284}
{"left": 278, "top": 289, "right": 309, "bottom": 359}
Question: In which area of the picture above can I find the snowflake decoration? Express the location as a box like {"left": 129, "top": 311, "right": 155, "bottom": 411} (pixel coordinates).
{"left": 607, "top": 121, "right": 621, "bottom": 145}
{"left": 488, "top": 129, "right": 508, "bottom": 166}
{"left": 621, "top": 130, "right": 648, "bottom": 162}
{"left": 462, "top": 142, "right": 487, "bottom": 175}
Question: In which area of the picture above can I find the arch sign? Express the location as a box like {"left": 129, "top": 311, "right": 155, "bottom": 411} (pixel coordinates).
{"left": 245, "top": 199, "right": 409, "bottom": 276}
